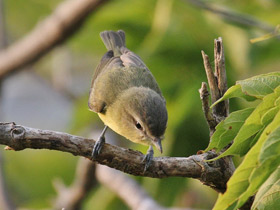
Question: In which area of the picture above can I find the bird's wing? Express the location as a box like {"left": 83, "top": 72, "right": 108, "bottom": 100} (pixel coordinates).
{"left": 88, "top": 50, "right": 115, "bottom": 113}
{"left": 90, "top": 50, "right": 114, "bottom": 88}
{"left": 120, "top": 48, "right": 164, "bottom": 99}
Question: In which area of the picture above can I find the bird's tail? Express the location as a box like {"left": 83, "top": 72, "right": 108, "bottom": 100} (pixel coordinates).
{"left": 100, "top": 30, "right": 126, "bottom": 56}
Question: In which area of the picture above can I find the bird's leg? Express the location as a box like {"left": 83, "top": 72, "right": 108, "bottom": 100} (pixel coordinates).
{"left": 142, "top": 145, "right": 154, "bottom": 172}
{"left": 91, "top": 126, "right": 108, "bottom": 159}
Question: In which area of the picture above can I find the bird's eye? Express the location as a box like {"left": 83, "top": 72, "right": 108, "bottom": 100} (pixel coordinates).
{"left": 135, "top": 122, "right": 143, "bottom": 130}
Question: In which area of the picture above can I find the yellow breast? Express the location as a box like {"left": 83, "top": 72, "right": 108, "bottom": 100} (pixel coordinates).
{"left": 97, "top": 112, "right": 149, "bottom": 146}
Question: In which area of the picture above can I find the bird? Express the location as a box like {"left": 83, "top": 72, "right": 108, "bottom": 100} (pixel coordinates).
{"left": 88, "top": 30, "right": 168, "bottom": 171}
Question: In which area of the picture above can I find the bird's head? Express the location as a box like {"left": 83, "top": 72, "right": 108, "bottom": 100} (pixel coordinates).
{"left": 115, "top": 87, "right": 168, "bottom": 152}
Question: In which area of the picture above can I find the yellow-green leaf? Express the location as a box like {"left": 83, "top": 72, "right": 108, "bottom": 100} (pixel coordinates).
{"left": 236, "top": 125, "right": 280, "bottom": 206}
{"left": 252, "top": 167, "right": 280, "bottom": 210}
{"left": 212, "top": 109, "right": 280, "bottom": 210}
{"left": 205, "top": 107, "right": 254, "bottom": 152}
{"left": 214, "top": 87, "right": 280, "bottom": 159}
{"left": 211, "top": 72, "right": 280, "bottom": 107}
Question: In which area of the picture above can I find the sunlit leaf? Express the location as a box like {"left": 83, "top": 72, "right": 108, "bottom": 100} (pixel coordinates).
{"left": 212, "top": 72, "right": 280, "bottom": 107}
{"left": 205, "top": 107, "right": 254, "bottom": 152}
{"left": 252, "top": 167, "right": 280, "bottom": 210}
{"left": 236, "top": 125, "right": 280, "bottom": 207}
{"left": 212, "top": 109, "right": 280, "bottom": 210}
{"left": 212, "top": 87, "right": 280, "bottom": 159}
{"left": 211, "top": 85, "right": 256, "bottom": 107}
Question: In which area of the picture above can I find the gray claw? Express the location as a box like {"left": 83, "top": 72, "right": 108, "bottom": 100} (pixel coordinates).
{"left": 91, "top": 126, "right": 108, "bottom": 160}
{"left": 142, "top": 145, "right": 154, "bottom": 172}
{"left": 91, "top": 136, "right": 105, "bottom": 159}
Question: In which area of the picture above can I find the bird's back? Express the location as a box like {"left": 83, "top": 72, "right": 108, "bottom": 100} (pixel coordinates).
{"left": 88, "top": 30, "right": 164, "bottom": 113}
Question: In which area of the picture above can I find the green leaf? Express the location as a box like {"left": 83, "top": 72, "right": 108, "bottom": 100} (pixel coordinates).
{"left": 211, "top": 85, "right": 256, "bottom": 107}
{"left": 211, "top": 72, "right": 280, "bottom": 107}
{"left": 212, "top": 108, "right": 280, "bottom": 210}
{"left": 252, "top": 167, "right": 280, "bottom": 210}
{"left": 205, "top": 107, "right": 254, "bottom": 152}
{"left": 237, "top": 125, "right": 280, "bottom": 207}
{"left": 213, "top": 87, "right": 280, "bottom": 159}
{"left": 237, "top": 72, "right": 280, "bottom": 98}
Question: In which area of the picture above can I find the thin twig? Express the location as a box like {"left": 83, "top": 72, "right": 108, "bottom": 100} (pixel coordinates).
{"left": 199, "top": 82, "right": 217, "bottom": 136}
{"left": 0, "top": 0, "right": 109, "bottom": 79}
{"left": 214, "top": 37, "right": 229, "bottom": 117}
{"left": 186, "top": 0, "right": 275, "bottom": 32}
{"left": 201, "top": 38, "right": 229, "bottom": 123}
{"left": 0, "top": 122, "right": 232, "bottom": 193}
{"left": 201, "top": 51, "right": 220, "bottom": 104}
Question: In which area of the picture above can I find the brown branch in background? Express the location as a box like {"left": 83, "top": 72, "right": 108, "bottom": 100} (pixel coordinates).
{"left": 53, "top": 158, "right": 202, "bottom": 210}
{"left": 186, "top": 0, "right": 275, "bottom": 32}
{"left": 0, "top": 122, "right": 231, "bottom": 193}
{"left": 96, "top": 165, "right": 164, "bottom": 210}
{"left": 96, "top": 165, "right": 206, "bottom": 210}
{"left": 53, "top": 158, "right": 97, "bottom": 210}
{"left": 0, "top": 0, "right": 109, "bottom": 79}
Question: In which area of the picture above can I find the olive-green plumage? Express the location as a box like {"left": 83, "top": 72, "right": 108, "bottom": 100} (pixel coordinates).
{"left": 88, "top": 30, "right": 168, "bottom": 155}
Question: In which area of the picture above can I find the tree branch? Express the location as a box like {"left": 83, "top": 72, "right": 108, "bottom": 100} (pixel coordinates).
{"left": 214, "top": 37, "right": 229, "bottom": 118}
{"left": 0, "top": 0, "right": 109, "bottom": 79}
{"left": 201, "top": 38, "right": 229, "bottom": 128}
{"left": 0, "top": 122, "right": 231, "bottom": 193}
{"left": 199, "top": 82, "right": 217, "bottom": 136}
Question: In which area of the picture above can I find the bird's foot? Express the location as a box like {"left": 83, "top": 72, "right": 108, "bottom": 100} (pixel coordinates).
{"left": 91, "top": 136, "right": 105, "bottom": 159}
{"left": 91, "top": 126, "right": 108, "bottom": 160}
{"left": 142, "top": 145, "right": 154, "bottom": 172}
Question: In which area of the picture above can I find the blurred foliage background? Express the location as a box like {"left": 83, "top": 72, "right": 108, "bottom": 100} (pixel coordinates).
{"left": 1, "top": 0, "right": 280, "bottom": 209}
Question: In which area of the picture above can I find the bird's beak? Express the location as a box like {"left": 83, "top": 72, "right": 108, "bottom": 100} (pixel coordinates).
{"left": 153, "top": 138, "right": 163, "bottom": 153}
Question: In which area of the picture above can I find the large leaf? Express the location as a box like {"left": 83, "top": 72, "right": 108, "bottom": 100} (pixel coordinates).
{"left": 252, "top": 167, "right": 280, "bottom": 210}
{"left": 237, "top": 72, "right": 280, "bottom": 98}
{"left": 205, "top": 107, "right": 254, "bottom": 152}
{"left": 212, "top": 109, "right": 280, "bottom": 210}
{"left": 213, "top": 87, "right": 280, "bottom": 159}
{"left": 212, "top": 72, "right": 280, "bottom": 107}
{"left": 236, "top": 125, "right": 280, "bottom": 206}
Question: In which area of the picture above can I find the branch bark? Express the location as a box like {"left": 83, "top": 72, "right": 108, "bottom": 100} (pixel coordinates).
{"left": 0, "top": 0, "right": 109, "bottom": 79}
{"left": 200, "top": 38, "right": 229, "bottom": 130}
{"left": 0, "top": 122, "right": 231, "bottom": 193}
